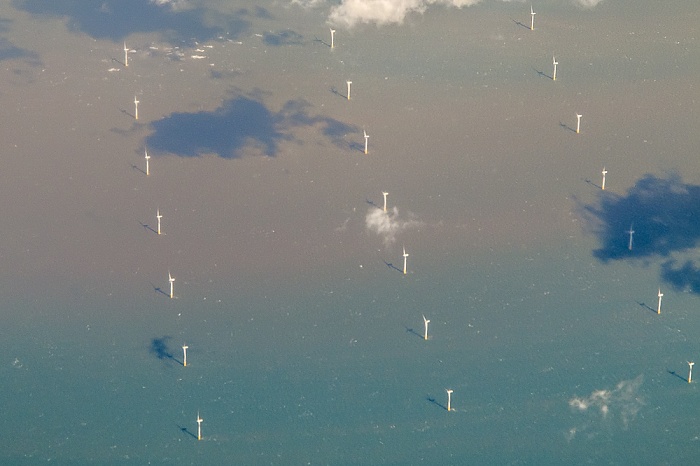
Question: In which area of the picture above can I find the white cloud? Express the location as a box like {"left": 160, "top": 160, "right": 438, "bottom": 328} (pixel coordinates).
{"left": 150, "top": 0, "right": 190, "bottom": 9}
{"left": 327, "top": 0, "right": 605, "bottom": 28}
{"left": 365, "top": 206, "right": 423, "bottom": 246}
{"left": 329, "top": 0, "right": 514, "bottom": 28}
{"left": 568, "top": 375, "right": 644, "bottom": 437}
{"left": 574, "top": 0, "right": 605, "bottom": 8}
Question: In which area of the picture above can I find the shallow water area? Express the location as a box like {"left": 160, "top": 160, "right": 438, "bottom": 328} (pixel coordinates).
{"left": 1, "top": 0, "right": 700, "bottom": 463}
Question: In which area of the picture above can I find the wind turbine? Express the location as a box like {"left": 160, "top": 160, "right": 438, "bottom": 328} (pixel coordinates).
{"left": 363, "top": 130, "right": 369, "bottom": 154}
{"left": 196, "top": 412, "right": 203, "bottom": 440}
{"left": 552, "top": 56, "right": 558, "bottom": 81}
{"left": 689, "top": 361, "right": 695, "bottom": 383}
{"left": 182, "top": 344, "right": 188, "bottom": 367}
{"left": 124, "top": 42, "right": 129, "bottom": 67}
{"left": 530, "top": 5, "right": 536, "bottom": 31}
{"left": 145, "top": 148, "right": 150, "bottom": 176}
{"left": 157, "top": 208, "right": 163, "bottom": 235}
{"left": 169, "top": 272, "right": 175, "bottom": 299}
{"left": 330, "top": 28, "right": 336, "bottom": 49}
{"left": 626, "top": 224, "right": 635, "bottom": 251}
{"left": 346, "top": 81, "right": 352, "bottom": 100}
{"left": 657, "top": 288, "right": 663, "bottom": 315}
{"left": 134, "top": 95, "right": 139, "bottom": 120}
{"left": 402, "top": 246, "right": 409, "bottom": 275}
{"left": 601, "top": 167, "right": 607, "bottom": 190}
{"left": 382, "top": 192, "right": 388, "bottom": 212}
{"left": 422, "top": 315, "right": 430, "bottom": 341}
{"left": 446, "top": 389, "right": 453, "bottom": 412}
{"left": 576, "top": 113, "right": 582, "bottom": 134}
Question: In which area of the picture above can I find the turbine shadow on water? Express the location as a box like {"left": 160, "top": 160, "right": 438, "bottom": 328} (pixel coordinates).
{"left": 426, "top": 395, "right": 447, "bottom": 411}
{"left": 559, "top": 122, "right": 576, "bottom": 133}
{"left": 512, "top": 19, "right": 530, "bottom": 30}
{"left": 579, "top": 173, "right": 700, "bottom": 293}
{"left": 667, "top": 369, "right": 688, "bottom": 383}
{"left": 178, "top": 424, "right": 198, "bottom": 440}
{"left": 533, "top": 67, "right": 551, "bottom": 80}
{"left": 383, "top": 261, "right": 402, "bottom": 273}
{"left": 150, "top": 337, "right": 185, "bottom": 366}
{"left": 150, "top": 282, "right": 171, "bottom": 299}
{"left": 636, "top": 301, "right": 657, "bottom": 315}
{"left": 404, "top": 326, "right": 423, "bottom": 339}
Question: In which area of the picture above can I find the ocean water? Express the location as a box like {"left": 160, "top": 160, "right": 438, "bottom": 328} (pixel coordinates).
{"left": 1, "top": 0, "right": 700, "bottom": 463}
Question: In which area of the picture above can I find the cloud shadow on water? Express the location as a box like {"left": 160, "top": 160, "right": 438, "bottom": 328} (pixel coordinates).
{"left": 12, "top": 0, "right": 250, "bottom": 43}
{"left": 0, "top": 18, "right": 40, "bottom": 63}
{"left": 146, "top": 94, "right": 358, "bottom": 159}
{"left": 579, "top": 173, "right": 700, "bottom": 293}
{"left": 150, "top": 336, "right": 173, "bottom": 360}
{"left": 263, "top": 30, "right": 303, "bottom": 46}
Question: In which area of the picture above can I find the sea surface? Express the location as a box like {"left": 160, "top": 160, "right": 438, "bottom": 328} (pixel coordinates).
{"left": 1, "top": 0, "right": 700, "bottom": 463}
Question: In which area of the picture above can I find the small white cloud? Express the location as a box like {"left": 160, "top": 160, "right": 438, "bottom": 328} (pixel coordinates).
{"left": 574, "top": 0, "right": 605, "bottom": 8}
{"left": 365, "top": 206, "right": 423, "bottom": 246}
{"left": 150, "top": 0, "right": 190, "bottom": 10}
{"left": 568, "top": 375, "right": 644, "bottom": 434}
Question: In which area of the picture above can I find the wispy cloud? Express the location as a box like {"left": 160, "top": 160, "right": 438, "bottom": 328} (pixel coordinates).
{"left": 365, "top": 206, "right": 423, "bottom": 246}
{"left": 567, "top": 375, "right": 644, "bottom": 439}
{"left": 574, "top": 0, "right": 605, "bottom": 9}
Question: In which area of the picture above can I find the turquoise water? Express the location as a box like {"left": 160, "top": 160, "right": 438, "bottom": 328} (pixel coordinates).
{"left": 2, "top": 0, "right": 700, "bottom": 463}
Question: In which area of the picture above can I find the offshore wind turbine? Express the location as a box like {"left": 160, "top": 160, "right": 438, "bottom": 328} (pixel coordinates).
{"left": 626, "top": 223, "right": 635, "bottom": 251}
{"left": 382, "top": 192, "right": 388, "bottom": 212}
{"left": 196, "top": 412, "right": 203, "bottom": 440}
{"left": 402, "top": 246, "right": 409, "bottom": 275}
{"left": 363, "top": 130, "right": 369, "bottom": 154}
{"left": 422, "top": 314, "right": 430, "bottom": 341}
{"left": 169, "top": 272, "right": 175, "bottom": 299}
{"left": 530, "top": 5, "right": 536, "bottom": 31}
{"left": 134, "top": 95, "right": 139, "bottom": 120}
{"left": 601, "top": 167, "right": 607, "bottom": 190}
{"left": 446, "top": 389, "right": 453, "bottom": 412}
{"left": 156, "top": 208, "right": 163, "bottom": 235}
{"left": 689, "top": 361, "right": 694, "bottom": 383}
{"left": 346, "top": 81, "right": 352, "bottom": 100}
{"left": 657, "top": 288, "right": 663, "bottom": 315}
{"left": 182, "top": 344, "right": 188, "bottom": 367}
{"left": 330, "top": 28, "right": 336, "bottom": 49}
{"left": 124, "top": 42, "right": 129, "bottom": 67}
{"left": 552, "top": 56, "right": 558, "bottom": 81}
{"left": 576, "top": 113, "right": 582, "bottom": 134}
{"left": 145, "top": 148, "right": 150, "bottom": 176}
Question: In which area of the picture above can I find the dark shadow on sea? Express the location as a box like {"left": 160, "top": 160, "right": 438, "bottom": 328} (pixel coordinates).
{"left": 636, "top": 301, "right": 657, "bottom": 315}
{"left": 0, "top": 19, "right": 40, "bottom": 63}
{"left": 667, "top": 369, "right": 689, "bottom": 383}
{"left": 426, "top": 395, "right": 448, "bottom": 411}
{"left": 512, "top": 19, "right": 530, "bottom": 30}
{"left": 533, "top": 67, "right": 552, "bottom": 80}
{"left": 405, "top": 326, "right": 423, "bottom": 339}
{"left": 150, "top": 336, "right": 184, "bottom": 366}
{"left": 384, "top": 261, "right": 403, "bottom": 273}
{"left": 151, "top": 282, "right": 171, "bottom": 299}
{"left": 559, "top": 122, "right": 577, "bottom": 133}
{"left": 263, "top": 30, "right": 303, "bottom": 46}
{"left": 578, "top": 173, "right": 700, "bottom": 294}
{"left": 178, "top": 424, "right": 198, "bottom": 440}
{"left": 146, "top": 95, "right": 358, "bottom": 159}
{"left": 12, "top": 0, "right": 251, "bottom": 43}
